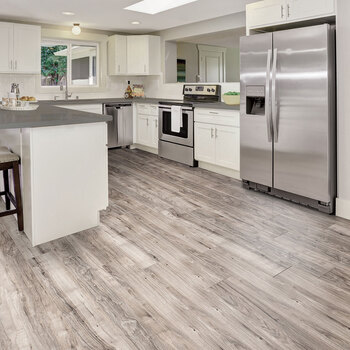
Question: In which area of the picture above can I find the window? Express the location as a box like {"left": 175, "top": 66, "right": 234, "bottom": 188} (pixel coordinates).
{"left": 41, "top": 41, "right": 98, "bottom": 87}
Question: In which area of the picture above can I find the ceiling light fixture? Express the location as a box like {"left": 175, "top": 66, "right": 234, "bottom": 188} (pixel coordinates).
{"left": 72, "top": 23, "right": 81, "bottom": 35}
{"left": 124, "top": 0, "right": 199, "bottom": 15}
{"left": 62, "top": 11, "right": 75, "bottom": 16}
{"left": 131, "top": 21, "right": 141, "bottom": 25}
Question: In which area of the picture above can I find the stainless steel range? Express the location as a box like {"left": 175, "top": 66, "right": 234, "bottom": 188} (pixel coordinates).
{"left": 158, "top": 84, "right": 220, "bottom": 167}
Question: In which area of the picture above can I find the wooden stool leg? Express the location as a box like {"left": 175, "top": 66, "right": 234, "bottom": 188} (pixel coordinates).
{"left": 3, "top": 169, "right": 10, "bottom": 210}
{"left": 12, "top": 161, "right": 23, "bottom": 231}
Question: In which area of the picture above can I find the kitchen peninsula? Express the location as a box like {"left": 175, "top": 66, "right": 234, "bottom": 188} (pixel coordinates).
{"left": 0, "top": 104, "right": 111, "bottom": 246}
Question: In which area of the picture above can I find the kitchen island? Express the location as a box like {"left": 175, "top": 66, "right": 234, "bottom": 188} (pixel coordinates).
{"left": 0, "top": 104, "right": 112, "bottom": 246}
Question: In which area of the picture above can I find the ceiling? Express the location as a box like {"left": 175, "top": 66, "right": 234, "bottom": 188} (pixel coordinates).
{"left": 178, "top": 27, "right": 246, "bottom": 49}
{"left": 0, "top": 0, "right": 257, "bottom": 33}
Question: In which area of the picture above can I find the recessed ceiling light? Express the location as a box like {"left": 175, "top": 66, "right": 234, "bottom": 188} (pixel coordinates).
{"left": 131, "top": 21, "right": 141, "bottom": 25}
{"left": 62, "top": 11, "right": 75, "bottom": 16}
{"left": 124, "top": 0, "right": 199, "bottom": 15}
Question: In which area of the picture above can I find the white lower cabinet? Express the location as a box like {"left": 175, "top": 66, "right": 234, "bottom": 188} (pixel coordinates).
{"left": 195, "top": 123, "right": 216, "bottom": 163}
{"left": 136, "top": 104, "right": 159, "bottom": 149}
{"left": 194, "top": 108, "right": 240, "bottom": 172}
{"left": 215, "top": 125, "right": 240, "bottom": 170}
{"left": 137, "top": 114, "right": 151, "bottom": 146}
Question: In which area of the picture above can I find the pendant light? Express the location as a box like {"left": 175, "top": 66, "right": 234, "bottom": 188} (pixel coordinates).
{"left": 72, "top": 23, "right": 81, "bottom": 35}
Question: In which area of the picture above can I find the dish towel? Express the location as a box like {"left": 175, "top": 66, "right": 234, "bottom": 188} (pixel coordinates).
{"left": 171, "top": 106, "right": 183, "bottom": 133}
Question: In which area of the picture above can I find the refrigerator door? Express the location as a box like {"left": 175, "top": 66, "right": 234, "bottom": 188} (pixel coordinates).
{"left": 240, "top": 33, "right": 273, "bottom": 187}
{"left": 272, "top": 24, "right": 335, "bottom": 202}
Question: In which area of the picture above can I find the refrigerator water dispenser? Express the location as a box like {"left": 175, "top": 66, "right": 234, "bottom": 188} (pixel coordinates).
{"left": 246, "top": 85, "right": 265, "bottom": 116}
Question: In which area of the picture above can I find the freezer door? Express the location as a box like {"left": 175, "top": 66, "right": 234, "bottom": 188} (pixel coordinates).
{"left": 272, "top": 24, "right": 335, "bottom": 202}
{"left": 240, "top": 33, "right": 273, "bottom": 187}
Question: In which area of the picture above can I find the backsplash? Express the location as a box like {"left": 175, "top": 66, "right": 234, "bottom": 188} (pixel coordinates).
{"left": 0, "top": 73, "right": 240, "bottom": 101}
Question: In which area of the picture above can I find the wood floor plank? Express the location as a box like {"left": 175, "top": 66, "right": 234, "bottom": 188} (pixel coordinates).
{"left": 1, "top": 148, "right": 350, "bottom": 349}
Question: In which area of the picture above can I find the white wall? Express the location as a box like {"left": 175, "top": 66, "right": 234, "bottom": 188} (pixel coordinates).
{"left": 145, "top": 11, "right": 245, "bottom": 100}
{"left": 177, "top": 42, "right": 199, "bottom": 83}
{"left": 336, "top": 0, "right": 350, "bottom": 219}
{"left": 226, "top": 47, "right": 240, "bottom": 82}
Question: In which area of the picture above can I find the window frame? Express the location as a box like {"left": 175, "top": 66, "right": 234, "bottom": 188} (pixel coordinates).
{"left": 40, "top": 39, "right": 100, "bottom": 89}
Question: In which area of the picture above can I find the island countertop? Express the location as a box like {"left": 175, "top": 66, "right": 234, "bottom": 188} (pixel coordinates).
{"left": 0, "top": 103, "right": 112, "bottom": 129}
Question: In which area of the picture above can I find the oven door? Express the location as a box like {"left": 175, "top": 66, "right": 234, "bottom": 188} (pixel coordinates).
{"left": 159, "top": 106, "right": 194, "bottom": 147}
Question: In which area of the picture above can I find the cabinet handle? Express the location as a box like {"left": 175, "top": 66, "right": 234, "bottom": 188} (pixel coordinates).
{"left": 118, "top": 65, "right": 120, "bottom": 73}
{"left": 209, "top": 111, "right": 219, "bottom": 115}
{"left": 15, "top": 60, "right": 17, "bottom": 70}
{"left": 287, "top": 4, "right": 290, "bottom": 18}
{"left": 281, "top": 5, "right": 284, "bottom": 18}
{"left": 215, "top": 128, "right": 218, "bottom": 138}
{"left": 155, "top": 119, "right": 158, "bottom": 128}
{"left": 211, "top": 128, "right": 214, "bottom": 138}
{"left": 10, "top": 60, "right": 13, "bottom": 70}
{"left": 144, "top": 64, "right": 146, "bottom": 73}
{"left": 147, "top": 118, "right": 149, "bottom": 126}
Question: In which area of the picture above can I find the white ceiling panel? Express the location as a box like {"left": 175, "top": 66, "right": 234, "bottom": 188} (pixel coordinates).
{"left": 0, "top": 0, "right": 258, "bottom": 33}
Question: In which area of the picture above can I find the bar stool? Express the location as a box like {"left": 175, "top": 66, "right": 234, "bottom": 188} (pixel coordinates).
{"left": 0, "top": 147, "right": 23, "bottom": 231}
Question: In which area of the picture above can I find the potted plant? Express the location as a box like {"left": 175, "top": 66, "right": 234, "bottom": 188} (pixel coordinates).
{"left": 223, "top": 91, "right": 240, "bottom": 105}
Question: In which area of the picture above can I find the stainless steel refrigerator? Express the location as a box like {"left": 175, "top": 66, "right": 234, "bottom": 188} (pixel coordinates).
{"left": 240, "top": 24, "right": 336, "bottom": 213}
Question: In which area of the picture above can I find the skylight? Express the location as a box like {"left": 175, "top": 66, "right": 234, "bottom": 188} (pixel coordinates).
{"left": 124, "top": 0, "right": 199, "bottom": 15}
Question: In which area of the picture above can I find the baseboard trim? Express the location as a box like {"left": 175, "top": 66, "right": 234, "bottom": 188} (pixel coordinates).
{"left": 336, "top": 198, "right": 350, "bottom": 220}
{"left": 132, "top": 144, "right": 158, "bottom": 155}
{"left": 198, "top": 161, "right": 240, "bottom": 180}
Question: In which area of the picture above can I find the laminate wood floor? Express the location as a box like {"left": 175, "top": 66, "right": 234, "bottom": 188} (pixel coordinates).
{"left": 1, "top": 148, "right": 350, "bottom": 349}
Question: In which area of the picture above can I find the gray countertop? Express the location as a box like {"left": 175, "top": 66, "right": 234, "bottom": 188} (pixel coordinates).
{"left": 0, "top": 97, "right": 239, "bottom": 130}
{"left": 0, "top": 104, "right": 112, "bottom": 130}
{"left": 42, "top": 97, "right": 240, "bottom": 110}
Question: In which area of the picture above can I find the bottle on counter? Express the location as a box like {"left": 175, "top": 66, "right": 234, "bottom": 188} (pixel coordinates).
{"left": 124, "top": 81, "right": 133, "bottom": 99}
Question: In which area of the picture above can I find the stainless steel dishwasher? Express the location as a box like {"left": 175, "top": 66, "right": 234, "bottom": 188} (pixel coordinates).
{"left": 103, "top": 103, "right": 133, "bottom": 148}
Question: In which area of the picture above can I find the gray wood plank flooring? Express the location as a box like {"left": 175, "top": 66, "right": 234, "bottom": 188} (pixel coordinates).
{"left": 1, "top": 148, "right": 350, "bottom": 349}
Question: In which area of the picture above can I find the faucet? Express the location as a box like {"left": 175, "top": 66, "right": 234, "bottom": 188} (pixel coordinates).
{"left": 60, "top": 76, "right": 72, "bottom": 100}
{"left": 11, "top": 83, "right": 20, "bottom": 102}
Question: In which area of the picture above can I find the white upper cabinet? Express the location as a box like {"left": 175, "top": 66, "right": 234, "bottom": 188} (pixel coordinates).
{"left": 246, "top": 0, "right": 336, "bottom": 32}
{"left": 246, "top": 0, "right": 287, "bottom": 30}
{"left": 108, "top": 35, "right": 127, "bottom": 75}
{"left": 127, "top": 35, "right": 161, "bottom": 75}
{"left": 0, "top": 22, "right": 41, "bottom": 74}
{"left": 287, "top": 0, "right": 335, "bottom": 22}
{"left": 13, "top": 24, "right": 41, "bottom": 73}
{"left": 108, "top": 34, "right": 161, "bottom": 76}
{"left": 0, "top": 22, "right": 13, "bottom": 73}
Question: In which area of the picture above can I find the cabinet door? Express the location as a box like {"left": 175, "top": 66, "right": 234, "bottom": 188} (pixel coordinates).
{"left": 137, "top": 114, "right": 150, "bottom": 146}
{"left": 194, "top": 122, "right": 216, "bottom": 164}
{"left": 150, "top": 116, "right": 159, "bottom": 149}
{"left": 215, "top": 125, "right": 240, "bottom": 171}
{"left": 246, "top": 0, "right": 287, "bottom": 29}
{"left": 108, "top": 35, "right": 127, "bottom": 75}
{"left": 13, "top": 24, "right": 41, "bottom": 73}
{"left": 0, "top": 22, "right": 14, "bottom": 73}
{"left": 127, "top": 36, "right": 148, "bottom": 75}
{"left": 288, "top": 0, "right": 335, "bottom": 22}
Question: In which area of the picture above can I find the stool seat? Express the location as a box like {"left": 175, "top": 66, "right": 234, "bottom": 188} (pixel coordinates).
{"left": 0, "top": 147, "right": 20, "bottom": 163}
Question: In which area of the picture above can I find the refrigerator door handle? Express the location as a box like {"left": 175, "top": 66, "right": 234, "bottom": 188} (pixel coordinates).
{"left": 266, "top": 49, "right": 273, "bottom": 142}
{"left": 272, "top": 48, "right": 278, "bottom": 143}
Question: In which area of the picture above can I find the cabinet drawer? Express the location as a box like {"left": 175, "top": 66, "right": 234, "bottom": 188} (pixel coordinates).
{"left": 194, "top": 109, "right": 240, "bottom": 127}
{"left": 137, "top": 103, "right": 158, "bottom": 116}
